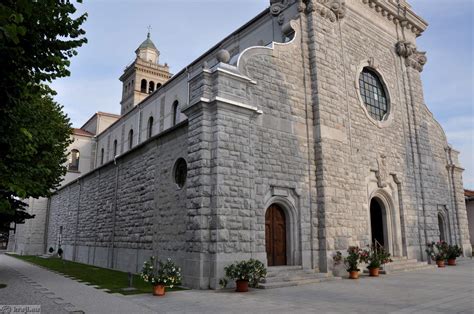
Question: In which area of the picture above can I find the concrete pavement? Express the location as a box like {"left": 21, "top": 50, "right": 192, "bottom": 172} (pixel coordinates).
{"left": 0, "top": 253, "right": 153, "bottom": 313}
{"left": 127, "top": 260, "right": 474, "bottom": 313}
{"left": 1, "top": 252, "right": 473, "bottom": 313}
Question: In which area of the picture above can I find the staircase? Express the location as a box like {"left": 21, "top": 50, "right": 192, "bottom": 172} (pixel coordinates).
{"left": 259, "top": 266, "right": 339, "bottom": 289}
{"left": 364, "top": 256, "right": 435, "bottom": 275}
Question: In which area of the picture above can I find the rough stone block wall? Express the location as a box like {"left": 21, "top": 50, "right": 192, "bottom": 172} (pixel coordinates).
{"left": 46, "top": 124, "right": 188, "bottom": 273}
{"left": 305, "top": 0, "right": 471, "bottom": 265}
{"left": 242, "top": 31, "right": 318, "bottom": 269}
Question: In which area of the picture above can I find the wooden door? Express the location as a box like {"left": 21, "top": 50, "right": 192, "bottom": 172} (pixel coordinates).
{"left": 265, "top": 204, "right": 287, "bottom": 266}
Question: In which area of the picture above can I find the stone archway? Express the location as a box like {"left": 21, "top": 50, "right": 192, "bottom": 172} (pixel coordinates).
{"left": 438, "top": 213, "right": 446, "bottom": 242}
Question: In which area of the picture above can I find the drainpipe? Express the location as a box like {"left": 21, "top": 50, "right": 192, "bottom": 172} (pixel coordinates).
{"left": 109, "top": 162, "right": 120, "bottom": 269}
{"left": 186, "top": 66, "right": 190, "bottom": 105}
{"left": 72, "top": 180, "right": 82, "bottom": 261}
{"left": 137, "top": 105, "right": 142, "bottom": 143}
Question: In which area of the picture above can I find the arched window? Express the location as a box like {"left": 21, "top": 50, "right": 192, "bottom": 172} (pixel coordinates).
{"left": 140, "top": 79, "right": 147, "bottom": 93}
{"left": 156, "top": 83, "right": 162, "bottom": 89}
{"left": 149, "top": 81, "right": 155, "bottom": 93}
{"left": 68, "top": 149, "right": 80, "bottom": 171}
{"left": 100, "top": 148, "right": 104, "bottom": 165}
{"left": 359, "top": 68, "right": 388, "bottom": 121}
{"left": 128, "top": 129, "right": 134, "bottom": 149}
{"left": 113, "top": 140, "right": 118, "bottom": 157}
{"left": 172, "top": 100, "right": 179, "bottom": 126}
{"left": 147, "top": 116, "right": 154, "bottom": 139}
{"left": 173, "top": 158, "right": 187, "bottom": 189}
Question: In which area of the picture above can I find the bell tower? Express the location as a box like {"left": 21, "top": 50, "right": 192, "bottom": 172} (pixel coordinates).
{"left": 119, "top": 30, "right": 172, "bottom": 114}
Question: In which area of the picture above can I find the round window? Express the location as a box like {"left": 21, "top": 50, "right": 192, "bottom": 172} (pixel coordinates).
{"left": 358, "top": 68, "right": 389, "bottom": 121}
{"left": 174, "top": 158, "right": 187, "bottom": 188}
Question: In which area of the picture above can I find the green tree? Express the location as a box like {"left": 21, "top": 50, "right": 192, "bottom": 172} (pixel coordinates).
{"left": 0, "top": 0, "right": 87, "bottom": 228}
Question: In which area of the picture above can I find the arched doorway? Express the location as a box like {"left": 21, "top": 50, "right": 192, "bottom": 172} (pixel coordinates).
{"left": 370, "top": 198, "right": 385, "bottom": 247}
{"left": 265, "top": 204, "right": 287, "bottom": 266}
{"left": 438, "top": 213, "right": 446, "bottom": 242}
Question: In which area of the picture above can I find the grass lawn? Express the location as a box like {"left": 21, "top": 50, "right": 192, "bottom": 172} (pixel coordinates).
{"left": 7, "top": 254, "right": 185, "bottom": 295}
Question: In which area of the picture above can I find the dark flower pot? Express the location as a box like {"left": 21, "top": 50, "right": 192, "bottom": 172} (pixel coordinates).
{"left": 447, "top": 258, "right": 456, "bottom": 266}
{"left": 369, "top": 267, "right": 380, "bottom": 277}
{"left": 153, "top": 284, "right": 166, "bottom": 296}
{"left": 349, "top": 271, "right": 359, "bottom": 279}
{"left": 235, "top": 280, "right": 249, "bottom": 292}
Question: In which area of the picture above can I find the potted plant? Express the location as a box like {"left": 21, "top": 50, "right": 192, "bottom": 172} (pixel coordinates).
{"left": 48, "top": 247, "right": 54, "bottom": 254}
{"left": 57, "top": 247, "right": 63, "bottom": 259}
{"left": 334, "top": 246, "right": 363, "bottom": 279}
{"left": 219, "top": 259, "right": 267, "bottom": 292}
{"left": 425, "top": 241, "right": 448, "bottom": 267}
{"left": 140, "top": 257, "right": 182, "bottom": 296}
{"left": 446, "top": 244, "right": 462, "bottom": 266}
{"left": 361, "top": 246, "right": 392, "bottom": 277}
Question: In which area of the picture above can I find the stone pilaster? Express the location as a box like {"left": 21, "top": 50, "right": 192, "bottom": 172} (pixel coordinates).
{"left": 184, "top": 61, "right": 261, "bottom": 289}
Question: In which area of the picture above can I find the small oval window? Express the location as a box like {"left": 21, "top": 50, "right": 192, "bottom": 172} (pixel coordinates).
{"left": 174, "top": 158, "right": 187, "bottom": 189}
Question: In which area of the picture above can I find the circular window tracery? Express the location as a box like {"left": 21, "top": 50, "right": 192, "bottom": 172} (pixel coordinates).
{"left": 359, "top": 68, "right": 388, "bottom": 121}
{"left": 174, "top": 158, "right": 187, "bottom": 189}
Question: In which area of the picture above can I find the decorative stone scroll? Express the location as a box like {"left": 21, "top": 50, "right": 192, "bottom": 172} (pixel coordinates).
{"left": 303, "top": 0, "right": 346, "bottom": 21}
{"left": 270, "top": 0, "right": 291, "bottom": 16}
{"left": 396, "top": 40, "right": 427, "bottom": 72}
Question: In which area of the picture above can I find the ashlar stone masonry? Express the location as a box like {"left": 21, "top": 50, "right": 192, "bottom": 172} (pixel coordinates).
{"left": 11, "top": 0, "right": 472, "bottom": 289}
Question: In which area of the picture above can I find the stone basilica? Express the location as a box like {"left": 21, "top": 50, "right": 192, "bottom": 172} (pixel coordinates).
{"left": 9, "top": 0, "right": 471, "bottom": 289}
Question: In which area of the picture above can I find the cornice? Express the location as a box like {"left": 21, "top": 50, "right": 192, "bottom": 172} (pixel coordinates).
{"left": 360, "top": 0, "right": 427, "bottom": 37}
{"left": 298, "top": 0, "right": 427, "bottom": 33}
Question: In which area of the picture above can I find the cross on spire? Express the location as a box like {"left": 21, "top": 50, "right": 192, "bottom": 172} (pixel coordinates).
{"left": 147, "top": 25, "right": 152, "bottom": 38}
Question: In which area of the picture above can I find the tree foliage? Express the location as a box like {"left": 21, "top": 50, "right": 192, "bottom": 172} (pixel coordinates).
{"left": 0, "top": 0, "right": 87, "bottom": 227}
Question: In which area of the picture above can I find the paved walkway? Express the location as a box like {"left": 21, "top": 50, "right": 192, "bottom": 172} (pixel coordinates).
{"left": 0, "top": 253, "right": 153, "bottom": 313}
{"left": 1, "top": 253, "right": 473, "bottom": 313}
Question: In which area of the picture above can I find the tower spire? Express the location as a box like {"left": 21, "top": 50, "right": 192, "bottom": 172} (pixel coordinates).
{"left": 147, "top": 25, "right": 152, "bottom": 39}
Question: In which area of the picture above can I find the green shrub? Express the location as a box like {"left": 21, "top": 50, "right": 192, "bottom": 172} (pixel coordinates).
{"left": 219, "top": 259, "right": 267, "bottom": 288}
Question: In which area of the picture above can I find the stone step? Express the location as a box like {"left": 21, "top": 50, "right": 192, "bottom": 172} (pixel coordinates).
{"left": 360, "top": 257, "right": 435, "bottom": 274}
{"left": 385, "top": 258, "right": 418, "bottom": 265}
{"left": 266, "top": 266, "right": 305, "bottom": 277}
{"left": 384, "top": 263, "right": 435, "bottom": 273}
{"left": 259, "top": 275, "right": 340, "bottom": 289}
{"left": 267, "top": 265, "right": 303, "bottom": 272}
{"left": 261, "top": 272, "right": 328, "bottom": 283}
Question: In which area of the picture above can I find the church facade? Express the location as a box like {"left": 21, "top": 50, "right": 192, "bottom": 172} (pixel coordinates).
{"left": 10, "top": 0, "right": 471, "bottom": 289}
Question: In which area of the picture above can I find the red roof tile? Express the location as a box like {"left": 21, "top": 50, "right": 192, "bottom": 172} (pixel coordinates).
{"left": 465, "top": 189, "right": 474, "bottom": 197}
{"left": 73, "top": 128, "right": 94, "bottom": 137}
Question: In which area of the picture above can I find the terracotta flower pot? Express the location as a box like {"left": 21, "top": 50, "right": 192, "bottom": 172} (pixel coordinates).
{"left": 153, "top": 284, "right": 166, "bottom": 296}
{"left": 235, "top": 280, "right": 249, "bottom": 292}
{"left": 436, "top": 260, "right": 445, "bottom": 268}
{"left": 349, "top": 271, "right": 359, "bottom": 279}
{"left": 447, "top": 258, "right": 456, "bottom": 266}
{"left": 369, "top": 267, "right": 380, "bottom": 277}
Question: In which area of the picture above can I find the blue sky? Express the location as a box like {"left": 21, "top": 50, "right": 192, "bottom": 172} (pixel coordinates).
{"left": 51, "top": 0, "right": 473, "bottom": 188}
